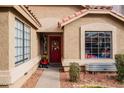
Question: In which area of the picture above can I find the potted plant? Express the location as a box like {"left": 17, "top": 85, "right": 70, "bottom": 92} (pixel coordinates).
{"left": 40, "top": 54, "right": 49, "bottom": 68}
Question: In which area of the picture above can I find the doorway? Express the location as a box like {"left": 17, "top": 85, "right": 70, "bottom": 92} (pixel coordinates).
{"left": 49, "top": 36, "right": 61, "bottom": 63}
{"left": 39, "top": 33, "right": 63, "bottom": 67}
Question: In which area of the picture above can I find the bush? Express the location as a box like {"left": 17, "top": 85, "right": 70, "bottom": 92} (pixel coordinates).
{"left": 115, "top": 54, "right": 124, "bottom": 82}
{"left": 41, "top": 55, "right": 48, "bottom": 60}
{"left": 69, "top": 62, "right": 80, "bottom": 82}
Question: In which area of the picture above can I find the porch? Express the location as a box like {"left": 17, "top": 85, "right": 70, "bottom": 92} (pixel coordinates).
{"left": 38, "top": 32, "right": 63, "bottom": 67}
{"left": 22, "top": 67, "right": 121, "bottom": 88}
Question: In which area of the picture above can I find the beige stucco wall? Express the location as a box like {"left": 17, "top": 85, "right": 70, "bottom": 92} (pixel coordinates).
{"left": 0, "top": 8, "right": 41, "bottom": 87}
{"left": 29, "top": 5, "right": 83, "bottom": 32}
{"left": 9, "top": 63, "right": 38, "bottom": 88}
{"left": 0, "top": 8, "right": 9, "bottom": 70}
{"left": 9, "top": 8, "right": 41, "bottom": 67}
{"left": 63, "top": 14, "right": 124, "bottom": 70}
{"left": 8, "top": 9, "right": 41, "bottom": 87}
{"left": 31, "top": 29, "right": 41, "bottom": 59}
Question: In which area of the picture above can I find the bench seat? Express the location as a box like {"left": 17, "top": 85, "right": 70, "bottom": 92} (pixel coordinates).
{"left": 85, "top": 62, "right": 117, "bottom": 72}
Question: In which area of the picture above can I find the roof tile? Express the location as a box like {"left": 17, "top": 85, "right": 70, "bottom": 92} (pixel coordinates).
{"left": 58, "top": 6, "right": 113, "bottom": 28}
{"left": 24, "top": 5, "right": 41, "bottom": 27}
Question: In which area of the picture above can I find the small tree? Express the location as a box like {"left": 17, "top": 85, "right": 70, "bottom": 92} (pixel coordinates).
{"left": 115, "top": 54, "right": 124, "bottom": 82}
{"left": 69, "top": 62, "right": 80, "bottom": 82}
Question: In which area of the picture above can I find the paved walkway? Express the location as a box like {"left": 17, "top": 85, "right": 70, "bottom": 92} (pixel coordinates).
{"left": 35, "top": 67, "right": 60, "bottom": 88}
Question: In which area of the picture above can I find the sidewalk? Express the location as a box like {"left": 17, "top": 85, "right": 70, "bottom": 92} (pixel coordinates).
{"left": 35, "top": 67, "right": 60, "bottom": 88}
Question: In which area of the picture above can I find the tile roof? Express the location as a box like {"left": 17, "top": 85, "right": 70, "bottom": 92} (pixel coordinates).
{"left": 24, "top": 5, "right": 41, "bottom": 27}
{"left": 58, "top": 9, "right": 88, "bottom": 28}
{"left": 82, "top": 5, "right": 112, "bottom": 10}
{"left": 58, "top": 5, "right": 115, "bottom": 28}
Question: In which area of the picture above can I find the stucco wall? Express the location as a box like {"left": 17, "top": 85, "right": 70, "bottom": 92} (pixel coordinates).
{"left": 0, "top": 8, "right": 41, "bottom": 87}
{"left": 9, "top": 63, "right": 38, "bottom": 88}
{"left": 31, "top": 29, "right": 41, "bottom": 59}
{"left": 8, "top": 9, "right": 41, "bottom": 87}
{"left": 29, "top": 5, "right": 83, "bottom": 32}
{"left": 9, "top": 8, "right": 41, "bottom": 68}
{"left": 0, "top": 8, "right": 9, "bottom": 70}
{"left": 63, "top": 14, "right": 124, "bottom": 68}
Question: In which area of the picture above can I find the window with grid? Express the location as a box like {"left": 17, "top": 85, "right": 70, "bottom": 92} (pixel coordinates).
{"left": 24, "top": 25, "right": 31, "bottom": 62}
{"left": 85, "top": 31, "right": 112, "bottom": 59}
{"left": 15, "top": 19, "right": 31, "bottom": 65}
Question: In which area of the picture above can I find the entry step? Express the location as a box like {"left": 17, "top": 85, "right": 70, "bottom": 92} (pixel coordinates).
{"left": 49, "top": 63, "right": 62, "bottom": 67}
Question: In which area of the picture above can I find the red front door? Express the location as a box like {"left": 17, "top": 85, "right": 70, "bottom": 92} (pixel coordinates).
{"left": 49, "top": 36, "right": 61, "bottom": 63}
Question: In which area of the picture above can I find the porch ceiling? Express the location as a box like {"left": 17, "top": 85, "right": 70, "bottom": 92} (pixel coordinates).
{"left": 37, "top": 17, "right": 63, "bottom": 32}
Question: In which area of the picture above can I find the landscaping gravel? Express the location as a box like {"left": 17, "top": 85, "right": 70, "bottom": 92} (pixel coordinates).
{"left": 22, "top": 68, "right": 43, "bottom": 88}
{"left": 60, "top": 72, "right": 124, "bottom": 88}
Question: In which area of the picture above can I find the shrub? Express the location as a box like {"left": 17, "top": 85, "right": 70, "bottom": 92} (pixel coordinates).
{"left": 69, "top": 62, "right": 80, "bottom": 82}
{"left": 115, "top": 54, "right": 124, "bottom": 82}
{"left": 41, "top": 55, "right": 48, "bottom": 60}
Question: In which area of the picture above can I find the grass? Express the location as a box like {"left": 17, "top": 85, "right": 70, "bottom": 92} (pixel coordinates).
{"left": 80, "top": 85, "right": 105, "bottom": 88}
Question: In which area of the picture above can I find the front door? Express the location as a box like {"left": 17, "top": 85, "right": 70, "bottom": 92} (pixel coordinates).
{"left": 49, "top": 36, "right": 61, "bottom": 63}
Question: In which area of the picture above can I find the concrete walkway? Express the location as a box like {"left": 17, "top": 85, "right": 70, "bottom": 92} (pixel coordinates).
{"left": 35, "top": 67, "right": 60, "bottom": 88}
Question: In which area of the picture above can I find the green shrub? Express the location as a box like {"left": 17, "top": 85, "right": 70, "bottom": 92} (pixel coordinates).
{"left": 115, "top": 54, "right": 124, "bottom": 82}
{"left": 69, "top": 62, "right": 80, "bottom": 82}
{"left": 41, "top": 55, "right": 48, "bottom": 60}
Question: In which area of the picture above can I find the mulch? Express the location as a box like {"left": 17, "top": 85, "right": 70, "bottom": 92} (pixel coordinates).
{"left": 60, "top": 71, "right": 124, "bottom": 88}
{"left": 22, "top": 68, "right": 43, "bottom": 88}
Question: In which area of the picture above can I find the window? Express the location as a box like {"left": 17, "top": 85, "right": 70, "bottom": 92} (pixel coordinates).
{"left": 24, "top": 25, "right": 31, "bottom": 62}
{"left": 15, "top": 19, "right": 31, "bottom": 65}
{"left": 85, "top": 31, "right": 112, "bottom": 59}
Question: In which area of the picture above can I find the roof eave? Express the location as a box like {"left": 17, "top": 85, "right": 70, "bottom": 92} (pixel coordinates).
{"left": 13, "top": 6, "right": 41, "bottom": 29}
{"left": 0, "top": 5, "right": 41, "bottom": 29}
{"left": 59, "top": 9, "right": 124, "bottom": 28}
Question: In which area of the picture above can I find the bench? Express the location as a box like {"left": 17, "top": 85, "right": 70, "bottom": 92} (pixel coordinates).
{"left": 85, "top": 62, "right": 117, "bottom": 73}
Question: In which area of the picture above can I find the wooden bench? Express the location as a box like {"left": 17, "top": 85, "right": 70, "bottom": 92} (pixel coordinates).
{"left": 85, "top": 62, "right": 117, "bottom": 73}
